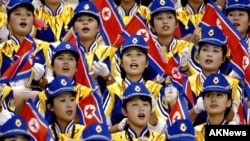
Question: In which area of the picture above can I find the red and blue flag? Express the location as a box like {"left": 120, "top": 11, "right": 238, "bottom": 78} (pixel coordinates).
{"left": 0, "top": 35, "right": 35, "bottom": 83}
{"left": 20, "top": 99, "right": 54, "bottom": 141}
{"left": 93, "top": 0, "right": 125, "bottom": 46}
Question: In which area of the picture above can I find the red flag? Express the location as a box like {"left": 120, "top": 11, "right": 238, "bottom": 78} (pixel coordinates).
{"left": 237, "top": 99, "right": 247, "bottom": 125}
{"left": 0, "top": 36, "right": 35, "bottom": 83}
{"left": 174, "top": 26, "right": 182, "bottom": 39}
{"left": 77, "top": 92, "right": 105, "bottom": 126}
{"left": 20, "top": 99, "right": 54, "bottom": 141}
{"left": 63, "top": 30, "right": 94, "bottom": 88}
{"left": 93, "top": 0, "right": 125, "bottom": 46}
{"left": 168, "top": 94, "right": 190, "bottom": 125}
{"left": 16, "top": 36, "right": 34, "bottom": 57}
{"left": 34, "top": 18, "right": 47, "bottom": 30}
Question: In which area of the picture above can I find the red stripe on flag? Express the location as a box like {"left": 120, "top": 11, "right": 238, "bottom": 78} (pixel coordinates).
{"left": 78, "top": 93, "right": 103, "bottom": 126}
{"left": 34, "top": 18, "right": 47, "bottom": 30}
{"left": 20, "top": 100, "right": 51, "bottom": 141}
{"left": 63, "top": 30, "right": 93, "bottom": 88}
{"left": 93, "top": 0, "right": 124, "bottom": 46}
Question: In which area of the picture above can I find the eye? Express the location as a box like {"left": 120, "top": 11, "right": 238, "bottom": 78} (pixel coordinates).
{"left": 14, "top": 12, "right": 21, "bottom": 16}
{"left": 156, "top": 16, "right": 163, "bottom": 20}
{"left": 57, "top": 56, "right": 64, "bottom": 60}
{"left": 125, "top": 53, "right": 131, "bottom": 56}
{"left": 137, "top": 53, "right": 143, "bottom": 56}
{"left": 167, "top": 15, "right": 174, "bottom": 19}
{"left": 217, "top": 93, "right": 223, "bottom": 97}
{"left": 27, "top": 12, "right": 32, "bottom": 16}
{"left": 132, "top": 103, "right": 138, "bottom": 107}
{"left": 70, "top": 97, "right": 76, "bottom": 101}
{"left": 60, "top": 99, "right": 66, "bottom": 102}
{"left": 201, "top": 48, "right": 208, "bottom": 52}
{"left": 213, "top": 49, "right": 219, "bottom": 53}
{"left": 76, "top": 18, "right": 83, "bottom": 22}
{"left": 69, "top": 57, "right": 75, "bottom": 61}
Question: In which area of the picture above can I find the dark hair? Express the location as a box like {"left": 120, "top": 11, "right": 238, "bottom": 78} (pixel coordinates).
{"left": 198, "top": 43, "right": 228, "bottom": 57}
{"left": 40, "top": 0, "right": 45, "bottom": 5}
{"left": 122, "top": 95, "right": 152, "bottom": 109}
{"left": 51, "top": 51, "right": 79, "bottom": 66}
{"left": 7, "top": 4, "right": 34, "bottom": 21}
{"left": 71, "top": 13, "right": 100, "bottom": 27}
{"left": 119, "top": 47, "right": 150, "bottom": 81}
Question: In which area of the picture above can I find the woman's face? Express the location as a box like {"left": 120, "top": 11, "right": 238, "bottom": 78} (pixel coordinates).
{"left": 48, "top": 93, "right": 77, "bottom": 124}
{"left": 198, "top": 44, "right": 225, "bottom": 73}
{"left": 73, "top": 15, "right": 100, "bottom": 42}
{"left": 227, "top": 9, "right": 250, "bottom": 37}
{"left": 122, "top": 96, "right": 151, "bottom": 129}
{"left": 52, "top": 51, "right": 78, "bottom": 79}
{"left": 120, "top": 47, "right": 148, "bottom": 78}
{"left": 151, "top": 11, "right": 177, "bottom": 37}
{"left": 203, "top": 92, "right": 231, "bottom": 116}
{"left": 8, "top": 7, "right": 34, "bottom": 37}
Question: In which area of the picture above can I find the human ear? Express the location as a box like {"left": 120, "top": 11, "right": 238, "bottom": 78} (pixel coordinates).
{"left": 47, "top": 103, "right": 54, "bottom": 112}
{"left": 122, "top": 107, "right": 127, "bottom": 117}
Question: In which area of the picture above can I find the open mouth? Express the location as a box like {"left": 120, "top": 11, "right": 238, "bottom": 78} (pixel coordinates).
{"left": 20, "top": 22, "right": 27, "bottom": 27}
{"left": 130, "top": 63, "right": 138, "bottom": 68}
{"left": 205, "top": 59, "right": 213, "bottom": 64}
{"left": 62, "top": 66, "right": 70, "bottom": 71}
{"left": 82, "top": 27, "right": 90, "bottom": 32}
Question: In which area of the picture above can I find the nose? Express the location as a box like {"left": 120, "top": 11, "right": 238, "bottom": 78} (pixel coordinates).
{"left": 210, "top": 94, "right": 216, "bottom": 101}
{"left": 66, "top": 100, "right": 73, "bottom": 107}
{"left": 82, "top": 20, "right": 88, "bottom": 25}
{"left": 21, "top": 14, "right": 26, "bottom": 20}
{"left": 138, "top": 104, "right": 144, "bottom": 111}
{"left": 206, "top": 51, "right": 212, "bottom": 57}
{"left": 63, "top": 58, "right": 69, "bottom": 64}
{"left": 162, "top": 18, "right": 168, "bottom": 23}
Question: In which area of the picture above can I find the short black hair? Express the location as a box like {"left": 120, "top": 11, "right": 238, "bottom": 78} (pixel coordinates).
{"left": 51, "top": 51, "right": 79, "bottom": 66}
{"left": 7, "top": 3, "right": 34, "bottom": 21}
{"left": 122, "top": 95, "right": 152, "bottom": 108}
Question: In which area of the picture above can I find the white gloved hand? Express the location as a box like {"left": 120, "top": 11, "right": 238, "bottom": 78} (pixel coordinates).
{"left": 180, "top": 47, "right": 191, "bottom": 67}
{"left": 164, "top": 86, "right": 178, "bottom": 107}
{"left": 31, "top": 0, "right": 43, "bottom": 8}
{"left": 33, "top": 63, "right": 45, "bottom": 81}
{"left": 194, "top": 97, "right": 204, "bottom": 114}
{"left": 229, "top": 70, "right": 241, "bottom": 80}
{"left": 118, "top": 118, "right": 128, "bottom": 131}
{"left": 151, "top": 96, "right": 156, "bottom": 112}
{"left": 0, "top": 106, "right": 13, "bottom": 126}
{"left": 0, "top": 26, "right": 9, "bottom": 43}
{"left": 0, "top": 83, "right": 7, "bottom": 96}
{"left": 155, "top": 74, "right": 165, "bottom": 83}
{"left": 148, "top": 118, "right": 166, "bottom": 133}
{"left": 92, "top": 61, "right": 110, "bottom": 77}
